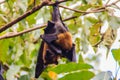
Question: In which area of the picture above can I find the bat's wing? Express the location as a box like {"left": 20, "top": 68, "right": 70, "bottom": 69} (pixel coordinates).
{"left": 40, "top": 34, "right": 57, "bottom": 43}
{"left": 35, "top": 41, "right": 46, "bottom": 78}
{"left": 41, "top": 34, "right": 62, "bottom": 54}
{"left": 41, "top": 20, "right": 57, "bottom": 43}
{"left": 71, "top": 44, "right": 76, "bottom": 62}
{"left": 0, "top": 75, "right": 4, "bottom": 80}
{"left": 0, "top": 65, "right": 4, "bottom": 80}
{"left": 62, "top": 44, "right": 76, "bottom": 62}
{"left": 35, "top": 41, "right": 61, "bottom": 78}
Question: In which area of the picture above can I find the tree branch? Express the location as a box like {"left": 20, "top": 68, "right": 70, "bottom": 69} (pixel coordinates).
{"left": 59, "top": 0, "right": 120, "bottom": 14}
{"left": 59, "top": 5, "right": 105, "bottom": 15}
{"left": 114, "top": 4, "right": 120, "bottom": 10}
{"left": 0, "top": 16, "right": 77, "bottom": 40}
{"left": 59, "top": 5, "right": 86, "bottom": 13}
{"left": 105, "top": 0, "right": 111, "bottom": 5}
{"left": 106, "top": 0, "right": 120, "bottom": 7}
{"left": 0, "top": 0, "right": 5, "bottom": 4}
{"left": 0, "top": 0, "right": 119, "bottom": 33}
{"left": 0, "top": 0, "right": 67, "bottom": 33}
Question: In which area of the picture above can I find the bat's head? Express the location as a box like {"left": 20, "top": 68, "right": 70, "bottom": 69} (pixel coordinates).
{"left": 54, "top": 21, "right": 68, "bottom": 33}
{"left": 44, "top": 21, "right": 56, "bottom": 34}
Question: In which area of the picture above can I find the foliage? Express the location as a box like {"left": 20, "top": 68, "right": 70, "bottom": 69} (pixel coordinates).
{"left": 0, "top": 0, "right": 120, "bottom": 80}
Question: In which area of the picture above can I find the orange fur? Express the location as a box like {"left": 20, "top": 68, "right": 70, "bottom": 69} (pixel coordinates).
{"left": 56, "top": 32, "right": 72, "bottom": 50}
{"left": 42, "top": 32, "right": 72, "bottom": 64}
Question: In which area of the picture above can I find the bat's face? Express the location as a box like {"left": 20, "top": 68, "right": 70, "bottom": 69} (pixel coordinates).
{"left": 44, "top": 21, "right": 67, "bottom": 35}
{"left": 55, "top": 21, "right": 68, "bottom": 33}
{"left": 44, "top": 21, "right": 56, "bottom": 34}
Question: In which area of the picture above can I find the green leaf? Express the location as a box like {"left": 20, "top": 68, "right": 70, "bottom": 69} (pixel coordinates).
{"left": 18, "top": 75, "right": 30, "bottom": 80}
{"left": 67, "top": 18, "right": 81, "bottom": 33}
{"left": 41, "top": 72, "right": 52, "bottom": 80}
{"left": 85, "top": 16, "right": 99, "bottom": 24}
{"left": 75, "top": 37, "right": 81, "bottom": 53}
{"left": 88, "top": 22, "right": 102, "bottom": 46}
{"left": 0, "top": 14, "right": 7, "bottom": 27}
{"left": 78, "top": 4, "right": 92, "bottom": 11}
{"left": 111, "top": 48, "right": 120, "bottom": 61}
{"left": 108, "top": 16, "right": 120, "bottom": 30}
{"left": 19, "top": 52, "right": 32, "bottom": 67}
{"left": 92, "top": 71, "right": 113, "bottom": 80}
{"left": 59, "top": 71, "right": 94, "bottom": 80}
{"left": 16, "top": 0, "right": 28, "bottom": 12}
{"left": 78, "top": 54, "right": 84, "bottom": 63}
{"left": 49, "top": 63, "right": 93, "bottom": 74}
{"left": 26, "top": 12, "right": 37, "bottom": 26}
{"left": 6, "top": 0, "right": 14, "bottom": 14}
{"left": 81, "top": 0, "right": 88, "bottom": 4}
{"left": 98, "top": 0, "right": 103, "bottom": 5}
{"left": 0, "top": 40, "right": 9, "bottom": 62}
{"left": 6, "top": 65, "right": 20, "bottom": 80}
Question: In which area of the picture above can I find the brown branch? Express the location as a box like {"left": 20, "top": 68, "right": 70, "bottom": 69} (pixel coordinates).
{"left": 59, "top": 5, "right": 86, "bottom": 13}
{"left": 59, "top": 0, "right": 120, "bottom": 14}
{"left": 0, "top": 0, "right": 67, "bottom": 33}
{"left": 59, "top": 5, "right": 105, "bottom": 15}
{"left": 106, "top": 0, "right": 120, "bottom": 7}
{"left": 0, "top": 0, "right": 5, "bottom": 4}
{"left": 59, "top": 5, "right": 106, "bottom": 15}
{"left": 105, "top": 0, "right": 111, "bottom": 5}
{"left": 0, "top": 16, "right": 77, "bottom": 40}
{"left": 114, "top": 4, "right": 120, "bottom": 10}
{"left": 0, "top": 24, "right": 46, "bottom": 40}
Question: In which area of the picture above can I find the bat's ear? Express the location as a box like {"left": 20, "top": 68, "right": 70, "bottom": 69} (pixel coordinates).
{"left": 48, "top": 21, "right": 55, "bottom": 26}
{"left": 46, "top": 21, "right": 55, "bottom": 29}
{"left": 44, "top": 21, "right": 56, "bottom": 34}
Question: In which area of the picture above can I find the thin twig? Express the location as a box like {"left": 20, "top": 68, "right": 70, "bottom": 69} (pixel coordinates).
{"left": 105, "top": 0, "right": 120, "bottom": 7}
{"left": 60, "top": 5, "right": 106, "bottom": 15}
{"left": 0, "top": 0, "right": 5, "bottom": 4}
{"left": 0, "top": 16, "right": 77, "bottom": 40}
{"left": 0, "top": 0, "right": 67, "bottom": 33}
{"left": 105, "top": 0, "right": 111, "bottom": 5}
{"left": 0, "top": 24, "right": 46, "bottom": 40}
{"left": 114, "top": 4, "right": 120, "bottom": 10}
{"left": 59, "top": 5, "right": 86, "bottom": 13}
{"left": 60, "top": 0, "right": 120, "bottom": 14}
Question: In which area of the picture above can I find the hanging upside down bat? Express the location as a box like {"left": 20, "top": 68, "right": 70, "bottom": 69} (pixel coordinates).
{"left": 35, "top": 0, "right": 76, "bottom": 78}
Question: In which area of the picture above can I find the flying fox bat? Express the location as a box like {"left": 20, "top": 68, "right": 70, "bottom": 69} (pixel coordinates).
{"left": 35, "top": 1, "right": 76, "bottom": 78}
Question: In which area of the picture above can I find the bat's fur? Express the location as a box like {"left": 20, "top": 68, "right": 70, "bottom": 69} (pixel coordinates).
{"left": 35, "top": 1, "right": 76, "bottom": 78}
